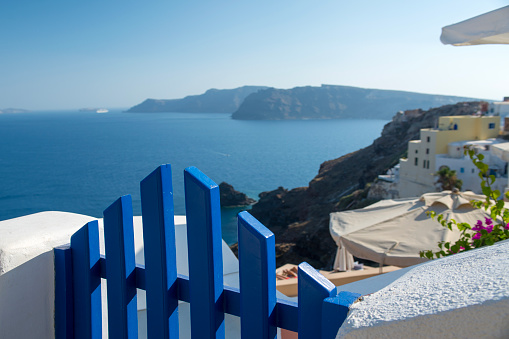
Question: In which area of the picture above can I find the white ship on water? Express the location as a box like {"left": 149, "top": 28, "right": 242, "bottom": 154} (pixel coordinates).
{"left": 79, "top": 108, "right": 109, "bottom": 113}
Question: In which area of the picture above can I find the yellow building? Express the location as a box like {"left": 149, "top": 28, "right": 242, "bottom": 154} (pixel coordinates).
{"left": 398, "top": 116, "right": 500, "bottom": 197}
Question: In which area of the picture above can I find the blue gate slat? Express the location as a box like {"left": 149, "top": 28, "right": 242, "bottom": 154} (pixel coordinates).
{"left": 56, "top": 165, "right": 358, "bottom": 338}
{"left": 135, "top": 265, "right": 146, "bottom": 290}
{"left": 99, "top": 255, "right": 106, "bottom": 278}
{"left": 184, "top": 166, "right": 225, "bottom": 339}
{"left": 141, "top": 164, "right": 179, "bottom": 339}
{"left": 70, "top": 221, "right": 102, "bottom": 339}
{"left": 177, "top": 275, "right": 191, "bottom": 302}
{"left": 103, "top": 195, "right": 138, "bottom": 339}
{"left": 298, "top": 262, "right": 337, "bottom": 338}
{"left": 275, "top": 300, "right": 299, "bottom": 332}
{"left": 223, "top": 286, "right": 241, "bottom": 317}
{"left": 54, "top": 245, "right": 73, "bottom": 339}
{"left": 238, "top": 211, "right": 277, "bottom": 339}
{"left": 321, "top": 292, "right": 361, "bottom": 339}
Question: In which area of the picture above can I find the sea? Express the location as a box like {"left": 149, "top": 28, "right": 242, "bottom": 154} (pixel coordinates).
{"left": 0, "top": 110, "right": 388, "bottom": 244}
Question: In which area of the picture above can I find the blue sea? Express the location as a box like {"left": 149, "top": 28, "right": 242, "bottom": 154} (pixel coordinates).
{"left": 0, "top": 110, "right": 388, "bottom": 244}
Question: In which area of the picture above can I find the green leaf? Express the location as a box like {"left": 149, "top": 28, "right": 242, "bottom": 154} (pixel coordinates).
{"left": 489, "top": 175, "right": 496, "bottom": 185}
{"left": 482, "top": 186, "right": 491, "bottom": 196}
{"left": 496, "top": 199, "right": 504, "bottom": 210}
{"left": 457, "top": 223, "right": 471, "bottom": 231}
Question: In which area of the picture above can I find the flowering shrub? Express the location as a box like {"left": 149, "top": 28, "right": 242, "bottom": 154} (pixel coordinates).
{"left": 420, "top": 147, "right": 509, "bottom": 259}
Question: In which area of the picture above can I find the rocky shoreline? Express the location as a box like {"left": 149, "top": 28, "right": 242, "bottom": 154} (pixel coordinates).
{"left": 219, "top": 182, "right": 256, "bottom": 207}
{"left": 231, "top": 101, "right": 482, "bottom": 269}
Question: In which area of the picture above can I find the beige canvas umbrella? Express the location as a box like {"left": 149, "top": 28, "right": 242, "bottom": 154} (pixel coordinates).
{"left": 440, "top": 5, "right": 509, "bottom": 46}
{"left": 329, "top": 190, "right": 496, "bottom": 270}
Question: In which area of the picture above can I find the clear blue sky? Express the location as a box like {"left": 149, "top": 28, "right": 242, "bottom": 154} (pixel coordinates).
{"left": 1, "top": 0, "right": 508, "bottom": 110}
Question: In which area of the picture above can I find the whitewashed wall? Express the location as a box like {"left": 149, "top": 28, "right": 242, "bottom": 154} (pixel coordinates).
{"left": 0, "top": 212, "right": 243, "bottom": 339}
{"left": 337, "top": 239, "right": 509, "bottom": 338}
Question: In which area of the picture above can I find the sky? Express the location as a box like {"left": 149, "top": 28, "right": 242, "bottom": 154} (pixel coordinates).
{"left": 1, "top": 0, "right": 508, "bottom": 110}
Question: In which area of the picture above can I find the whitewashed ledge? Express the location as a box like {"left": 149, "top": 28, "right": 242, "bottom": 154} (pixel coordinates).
{"left": 0, "top": 211, "right": 259, "bottom": 339}
{"left": 336, "top": 239, "right": 509, "bottom": 339}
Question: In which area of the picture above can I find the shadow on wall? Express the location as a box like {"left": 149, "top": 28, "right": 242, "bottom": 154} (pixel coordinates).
{"left": 0, "top": 250, "right": 55, "bottom": 338}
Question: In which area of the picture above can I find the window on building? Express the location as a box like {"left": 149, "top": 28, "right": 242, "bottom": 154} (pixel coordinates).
{"left": 423, "top": 160, "right": 426, "bottom": 168}
{"left": 426, "top": 161, "right": 430, "bottom": 169}
{"left": 427, "top": 136, "right": 430, "bottom": 142}
{"left": 415, "top": 157, "right": 418, "bottom": 166}
{"left": 426, "top": 148, "right": 429, "bottom": 154}
{"left": 454, "top": 124, "right": 458, "bottom": 130}
{"left": 460, "top": 167, "right": 464, "bottom": 173}
{"left": 489, "top": 123, "right": 495, "bottom": 129}
{"left": 415, "top": 150, "right": 418, "bottom": 154}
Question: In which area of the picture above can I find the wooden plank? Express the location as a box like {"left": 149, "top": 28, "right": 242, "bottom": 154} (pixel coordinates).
{"left": 321, "top": 292, "right": 361, "bottom": 339}
{"left": 238, "top": 211, "right": 277, "bottom": 339}
{"left": 70, "top": 221, "right": 102, "bottom": 339}
{"left": 54, "top": 245, "right": 73, "bottom": 339}
{"left": 184, "top": 166, "right": 225, "bottom": 339}
{"left": 298, "top": 262, "right": 337, "bottom": 338}
{"left": 103, "top": 196, "right": 138, "bottom": 339}
{"left": 140, "top": 164, "right": 179, "bottom": 339}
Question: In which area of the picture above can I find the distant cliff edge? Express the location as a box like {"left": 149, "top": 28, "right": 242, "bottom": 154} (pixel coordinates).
{"left": 126, "top": 86, "right": 268, "bottom": 113}
{"left": 232, "top": 85, "right": 480, "bottom": 120}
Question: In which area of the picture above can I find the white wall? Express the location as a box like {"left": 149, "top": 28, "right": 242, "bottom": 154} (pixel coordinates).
{"left": 337, "top": 239, "right": 509, "bottom": 338}
{"left": 0, "top": 212, "right": 243, "bottom": 339}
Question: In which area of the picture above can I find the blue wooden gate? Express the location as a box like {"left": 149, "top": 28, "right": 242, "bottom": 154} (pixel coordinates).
{"left": 54, "top": 164, "right": 360, "bottom": 338}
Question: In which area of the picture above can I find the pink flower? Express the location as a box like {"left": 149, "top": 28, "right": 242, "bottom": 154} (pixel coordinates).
{"left": 473, "top": 225, "right": 483, "bottom": 231}
{"left": 473, "top": 232, "right": 481, "bottom": 240}
{"left": 485, "top": 217, "right": 493, "bottom": 225}
{"left": 505, "top": 223, "right": 509, "bottom": 230}
{"left": 486, "top": 225, "right": 494, "bottom": 233}
{"left": 448, "top": 246, "right": 466, "bottom": 254}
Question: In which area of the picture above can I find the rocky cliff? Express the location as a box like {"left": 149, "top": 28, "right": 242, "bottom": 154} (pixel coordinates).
{"left": 126, "top": 86, "right": 268, "bottom": 113}
{"left": 242, "top": 101, "right": 482, "bottom": 269}
{"left": 219, "top": 182, "right": 256, "bottom": 207}
{"left": 232, "top": 85, "right": 479, "bottom": 120}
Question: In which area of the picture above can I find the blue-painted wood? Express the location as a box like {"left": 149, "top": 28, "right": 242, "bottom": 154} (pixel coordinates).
{"left": 321, "top": 292, "right": 361, "bottom": 339}
{"left": 184, "top": 166, "right": 225, "bottom": 339}
{"left": 57, "top": 165, "right": 359, "bottom": 338}
{"left": 223, "top": 286, "right": 241, "bottom": 317}
{"left": 54, "top": 245, "right": 74, "bottom": 339}
{"left": 70, "top": 221, "right": 102, "bottom": 339}
{"left": 238, "top": 211, "right": 277, "bottom": 339}
{"left": 141, "top": 164, "right": 179, "bottom": 339}
{"left": 95, "top": 258, "right": 300, "bottom": 333}
{"left": 298, "top": 262, "right": 337, "bottom": 338}
{"left": 276, "top": 299, "right": 299, "bottom": 332}
{"left": 103, "top": 195, "right": 138, "bottom": 339}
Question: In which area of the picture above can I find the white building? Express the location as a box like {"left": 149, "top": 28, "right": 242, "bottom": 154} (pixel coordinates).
{"left": 490, "top": 97, "right": 509, "bottom": 117}
{"left": 398, "top": 115, "right": 507, "bottom": 198}
{"left": 435, "top": 139, "right": 507, "bottom": 193}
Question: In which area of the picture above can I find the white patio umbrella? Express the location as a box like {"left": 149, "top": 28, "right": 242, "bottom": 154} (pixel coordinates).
{"left": 329, "top": 190, "right": 497, "bottom": 271}
{"left": 440, "top": 5, "right": 509, "bottom": 46}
